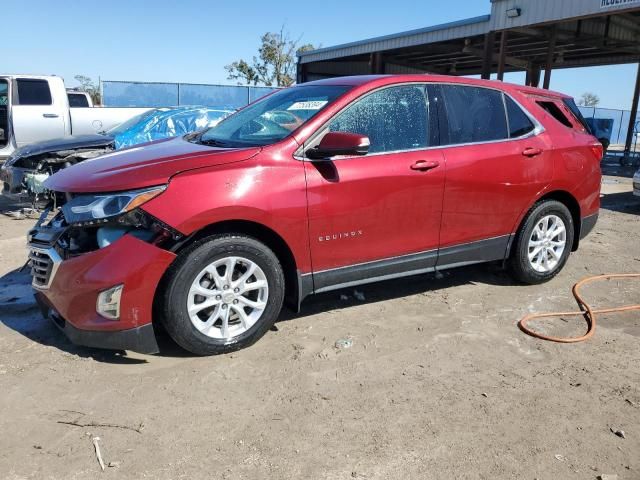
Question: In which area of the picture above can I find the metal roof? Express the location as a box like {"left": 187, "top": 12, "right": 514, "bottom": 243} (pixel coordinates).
{"left": 299, "top": 0, "right": 640, "bottom": 65}
{"left": 298, "top": 15, "right": 491, "bottom": 64}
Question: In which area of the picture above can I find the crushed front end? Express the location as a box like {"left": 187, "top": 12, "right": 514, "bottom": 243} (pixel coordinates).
{"left": 27, "top": 188, "right": 178, "bottom": 353}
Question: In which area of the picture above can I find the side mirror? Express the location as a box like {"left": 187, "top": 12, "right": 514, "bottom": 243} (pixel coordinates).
{"left": 306, "top": 132, "right": 370, "bottom": 160}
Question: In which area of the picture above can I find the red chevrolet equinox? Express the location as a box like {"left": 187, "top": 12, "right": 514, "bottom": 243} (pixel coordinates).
{"left": 27, "top": 75, "right": 602, "bottom": 355}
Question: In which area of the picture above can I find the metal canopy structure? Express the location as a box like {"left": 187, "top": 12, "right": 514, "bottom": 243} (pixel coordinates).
{"left": 297, "top": 0, "right": 640, "bottom": 157}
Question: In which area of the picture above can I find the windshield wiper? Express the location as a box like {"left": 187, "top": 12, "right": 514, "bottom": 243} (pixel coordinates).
{"left": 198, "top": 138, "right": 234, "bottom": 148}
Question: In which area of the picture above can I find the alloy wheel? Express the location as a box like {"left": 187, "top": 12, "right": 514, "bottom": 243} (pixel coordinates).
{"left": 528, "top": 214, "right": 567, "bottom": 273}
{"left": 187, "top": 256, "right": 269, "bottom": 339}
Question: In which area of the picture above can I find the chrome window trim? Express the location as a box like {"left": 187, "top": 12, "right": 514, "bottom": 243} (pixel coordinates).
{"left": 295, "top": 81, "right": 545, "bottom": 162}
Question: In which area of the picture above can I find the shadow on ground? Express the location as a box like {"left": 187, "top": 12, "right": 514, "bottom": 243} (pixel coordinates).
{"left": 0, "top": 262, "right": 515, "bottom": 362}
{"left": 600, "top": 191, "right": 640, "bottom": 214}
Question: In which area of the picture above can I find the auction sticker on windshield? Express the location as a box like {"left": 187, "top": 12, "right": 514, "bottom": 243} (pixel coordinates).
{"left": 288, "top": 101, "right": 328, "bottom": 111}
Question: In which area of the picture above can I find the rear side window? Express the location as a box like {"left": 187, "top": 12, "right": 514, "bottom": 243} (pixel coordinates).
{"left": 537, "top": 101, "right": 573, "bottom": 128}
{"left": 17, "top": 79, "right": 52, "bottom": 105}
{"left": 440, "top": 85, "right": 508, "bottom": 144}
{"left": 563, "top": 98, "right": 592, "bottom": 133}
{"left": 68, "top": 92, "right": 89, "bottom": 108}
{"left": 329, "top": 85, "right": 429, "bottom": 154}
{"left": 505, "top": 96, "right": 535, "bottom": 138}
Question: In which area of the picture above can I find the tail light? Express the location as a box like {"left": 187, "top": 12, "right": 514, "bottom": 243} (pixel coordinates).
{"left": 590, "top": 143, "right": 603, "bottom": 161}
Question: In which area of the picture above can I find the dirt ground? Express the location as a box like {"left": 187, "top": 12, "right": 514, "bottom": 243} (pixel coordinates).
{"left": 1, "top": 158, "right": 639, "bottom": 480}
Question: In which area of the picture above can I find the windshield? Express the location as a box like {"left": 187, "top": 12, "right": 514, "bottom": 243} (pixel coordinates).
{"left": 106, "top": 109, "right": 160, "bottom": 135}
{"left": 197, "top": 85, "right": 350, "bottom": 147}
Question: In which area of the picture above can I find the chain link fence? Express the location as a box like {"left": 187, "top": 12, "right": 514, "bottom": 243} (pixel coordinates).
{"left": 101, "top": 81, "right": 278, "bottom": 109}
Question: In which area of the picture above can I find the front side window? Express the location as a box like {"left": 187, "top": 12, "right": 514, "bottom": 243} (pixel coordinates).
{"left": 328, "top": 85, "right": 429, "bottom": 154}
{"left": 198, "top": 85, "right": 350, "bottom": 147}
{"left": 17, "top": 79, "right": 52, "bottom": 106}
{"left": 440, "top": 85, "right": 508, "bottom": 144}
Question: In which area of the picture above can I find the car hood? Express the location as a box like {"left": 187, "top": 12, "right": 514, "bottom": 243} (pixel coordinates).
{"left": 7, "top": 134, "right": 114, "bottom": 165}
{"left": 44, "top": 137, "right": 261, "bottom": 193}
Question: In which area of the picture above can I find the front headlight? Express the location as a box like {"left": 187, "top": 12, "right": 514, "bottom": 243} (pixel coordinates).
{"left": 61, "top": 186, "right": 166, "bottom": 226}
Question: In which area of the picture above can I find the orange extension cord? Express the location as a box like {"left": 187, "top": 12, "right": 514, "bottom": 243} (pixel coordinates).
{"left": 518, "top": 273, "right": 640, "bottom": 343}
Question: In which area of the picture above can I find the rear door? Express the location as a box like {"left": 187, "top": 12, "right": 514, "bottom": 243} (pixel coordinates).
{"left": 12, "top": 78, "right": 66, "bottom": 146}
{"left": 304, "top": 84, "right": 445, "bottom": 291}
{"left": 435, "top": 84, "right": 553, "bottom": 266}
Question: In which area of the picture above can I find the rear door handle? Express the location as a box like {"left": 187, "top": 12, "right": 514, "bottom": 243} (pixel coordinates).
{"left": 522, "top": 147, "right": 543, "bottom": 157}
{"left": 42, "top": 113, "right": 59, "bottom": 118}
{"left": 410, "top": 160, "right": 440, "bottom": 171}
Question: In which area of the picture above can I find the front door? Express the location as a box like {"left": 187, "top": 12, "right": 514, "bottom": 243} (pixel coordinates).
{"left": 303, "top": 84, "right": 445, "bottom": 292}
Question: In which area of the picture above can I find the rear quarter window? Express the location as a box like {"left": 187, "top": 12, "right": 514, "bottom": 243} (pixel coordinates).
{"left": 537, "top": 100, "right": 574, "bottom": 129}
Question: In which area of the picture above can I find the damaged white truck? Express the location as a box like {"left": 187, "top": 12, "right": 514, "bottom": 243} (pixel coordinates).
{"left": 0, "top": 74, "right": 149, "bottom": 201}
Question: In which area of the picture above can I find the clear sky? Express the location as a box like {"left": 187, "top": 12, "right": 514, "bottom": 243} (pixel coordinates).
{"left": 4, "top": 0, "right": 636, "bottom": 110}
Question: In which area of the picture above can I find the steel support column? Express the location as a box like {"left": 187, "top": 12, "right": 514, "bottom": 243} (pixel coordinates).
{"left": 526, "top": 64, "right": 541, "bottom": 88}
{"left": 543, "top": 26, "right": 557, "bottom": 89}
{"left": 624, "top": 61, "right": 640, "bottom": 157}
{"left": 296, "top": 63, "right": 307, "bottom": 84}
{"left": 370, "top": 52, "right": 384, "bottom": 74}
{"left": 481, "top": 32, "right": 495, "bottom": 80}
{"left": 497, "top": 31, "right": 508, "bottom": 81}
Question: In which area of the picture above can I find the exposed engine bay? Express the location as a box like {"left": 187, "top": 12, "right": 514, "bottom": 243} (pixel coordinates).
{"left": 2, "top": 144, "right": 114, "bottom": 208}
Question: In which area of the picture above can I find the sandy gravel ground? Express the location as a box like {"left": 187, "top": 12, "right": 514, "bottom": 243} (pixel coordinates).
{"left": 0, "top": 159, "right": 639, "bottom": 480}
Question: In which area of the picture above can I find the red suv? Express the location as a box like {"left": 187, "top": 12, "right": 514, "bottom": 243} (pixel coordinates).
{"left": 28, "top": 75, "right": 602, "bottom": 355}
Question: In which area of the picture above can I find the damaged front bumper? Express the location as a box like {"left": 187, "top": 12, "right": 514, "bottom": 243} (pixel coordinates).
{"left": 29, "top": 231, "right": 176, "bottom": 354}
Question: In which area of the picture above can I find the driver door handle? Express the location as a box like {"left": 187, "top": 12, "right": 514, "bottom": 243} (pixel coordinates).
{"left": 42, "top": 113, "right": 59, "bottom": 118}
{"left": 410, "top": 160, "right": 440, "bottom": 171}
{"left": 522, "top": 147, "right": 543, "bottom": 157}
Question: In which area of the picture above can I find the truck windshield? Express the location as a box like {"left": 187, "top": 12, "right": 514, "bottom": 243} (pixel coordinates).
{"left": 197, "top": 85, "right": 350, "bottom": 147}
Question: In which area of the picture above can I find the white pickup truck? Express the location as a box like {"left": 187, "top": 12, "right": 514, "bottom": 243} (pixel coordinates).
{"left": 0, "top": 74, "right": 149, "bottom": 161}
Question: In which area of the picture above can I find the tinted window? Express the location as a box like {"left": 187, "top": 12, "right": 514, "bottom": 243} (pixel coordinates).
{"left": 17, "top": 79, "right": 52, "bottom": 105}
{"left": 537, "top": 101, "right": 573, "bottom": 128}
{"left": 68, "top": 92, "right": 89, "bottom": 108}
{"left": 328, "top": 85, "right": 429, "bottom": 154}
{"left": 440, "top": 85, "right": 507, "bottom": 144}
{"left": 505, "top": 96, "right": 535, "bottom": 138}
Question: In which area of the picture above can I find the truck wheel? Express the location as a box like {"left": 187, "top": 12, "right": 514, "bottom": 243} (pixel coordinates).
{"left": 161, "top": 234, "right": 285, "bottom": 355}
{"left": 508, "top": 200, "right": 574, "bottom": 285}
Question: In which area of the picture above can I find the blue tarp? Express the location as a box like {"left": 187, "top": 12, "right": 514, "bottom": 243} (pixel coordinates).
{"left": 110, "top": 106, "right": 233, "bottom": 149}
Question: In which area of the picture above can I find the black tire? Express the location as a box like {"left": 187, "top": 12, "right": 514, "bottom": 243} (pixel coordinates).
{"left": 508, "top": 200, "right": 574, "bottom": 285}
{"left": 160, "top": 234, "right": 285, "bottom": 355}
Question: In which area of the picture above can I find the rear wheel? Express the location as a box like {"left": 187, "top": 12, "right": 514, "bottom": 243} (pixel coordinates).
{"left": 161, "top": 234, "right": 285, "bottom": 355}
{"left": 508, "top": 200, "right": 574, "bottom": 284}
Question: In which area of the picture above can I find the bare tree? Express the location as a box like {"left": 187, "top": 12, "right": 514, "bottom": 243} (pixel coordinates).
{"left": 73, "top": 75, "right": 101, "bottom": 105}
{"left": 225, "top": 27, "right": 315, "bottom": 87}
{"left": 578, "top": 92, "right": 600, "bottom": 107}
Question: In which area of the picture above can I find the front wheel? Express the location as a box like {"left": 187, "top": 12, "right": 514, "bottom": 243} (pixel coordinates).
{"left": 508, "top": 200, "right": 574, "bottom": 284}
{"left": 160, "top": 234, "right": 285, "bottom": 355}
